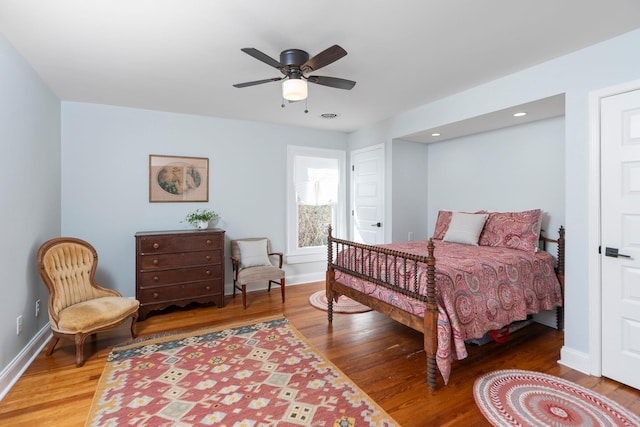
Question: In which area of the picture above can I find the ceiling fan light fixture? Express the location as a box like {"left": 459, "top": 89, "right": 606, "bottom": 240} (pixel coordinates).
{"left": 282, "top": 78, "right": 308, "bottom": 101}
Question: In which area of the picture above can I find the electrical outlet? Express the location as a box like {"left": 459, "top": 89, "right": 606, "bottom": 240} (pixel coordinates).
{"left": 408, "top": 231, "right": 414, "bottom": 241}
{"left": 35, "top": 299, "right": 41, "bottom": 317}
{"left": 16, "top": 315, "right": 23, "bottom": 335}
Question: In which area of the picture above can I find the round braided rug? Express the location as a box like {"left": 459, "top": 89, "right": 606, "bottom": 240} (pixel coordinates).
{"left": 473, "top": 369, "right": 640, "bottom": 427}
{"left": 308, "top": 290, "right": 372, "bottom": 314}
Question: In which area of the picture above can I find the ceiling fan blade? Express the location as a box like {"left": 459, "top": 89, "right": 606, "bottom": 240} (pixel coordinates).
{"left": 233, "top": 77, "right": 283, "bottom": 88}
{"left": 240, "top": 48, "right": 283, "bottom": 69}
{"left": 301, "top": 45, "right": 347, "bottom": 73}
{"left": 307, "top": 75, "right": 356, "bottom": 90}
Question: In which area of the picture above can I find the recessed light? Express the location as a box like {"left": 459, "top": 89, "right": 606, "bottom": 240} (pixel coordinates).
{"left": 431, "top": 133, "right": 441, "bottom": 137}
{"left": 513, "top": 112, "right": 527, "bottom": 117}
{"left": 320, "top": 113, "right": 338, "bottom": 119}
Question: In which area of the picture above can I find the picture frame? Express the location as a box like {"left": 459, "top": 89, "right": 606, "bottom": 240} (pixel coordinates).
{"left": 149, "top": 154, "right": 209, "bottom": 202}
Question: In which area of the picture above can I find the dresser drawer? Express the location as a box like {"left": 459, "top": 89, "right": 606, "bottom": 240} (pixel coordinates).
{"left": 138, "top": 250, "right": 222, "bottom": 270}
{"left": 135, "top": 229, "right": 225, "bottom": 319}
{"left": 138, "top": 280, "right": 222, "bottom": 302}
{"left": 138, "top": 264, "right": 223, "bottom": 286}
{"left": 138, "top": 232, "right": 223, "bottom": 254}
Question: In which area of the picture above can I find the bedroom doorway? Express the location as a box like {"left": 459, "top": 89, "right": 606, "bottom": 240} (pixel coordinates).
{"left": 351, "top": 145, "right": 384, "bottom": 244}
{"left": 600, "top": 87, "right": 640, "bottom": 390}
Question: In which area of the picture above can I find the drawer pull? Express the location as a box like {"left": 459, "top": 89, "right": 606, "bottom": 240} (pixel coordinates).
{"left": 153, "top": 243, "right": 160, "bottom": 249}
{"left": 153, "top": 292, "right": 159, "bottom": 299}
{"left": 205, "top": 285, "right": 211, "bottom": 291}
{"left": 153, "top": 276, "right": 159, "bottom": 282}
{"left": 153, "top": 259, "right": 159, "bottom": 265}
{"left": 205, "top": 270, "right": 211, "bottom": 276}
{"left": 205, "top": 255, "right": 211, "bottom": 261}
{"left": 206, "top": 239, "right": 212, "bottom": 245}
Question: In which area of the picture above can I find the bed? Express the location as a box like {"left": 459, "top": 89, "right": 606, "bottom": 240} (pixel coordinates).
{"left": 325, "top": 209, "right": 565, "bottom": 390}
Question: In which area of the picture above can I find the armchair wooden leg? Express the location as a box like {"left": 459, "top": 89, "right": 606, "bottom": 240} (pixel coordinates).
{"left": 130, "top": 315, "right": 138, "bottom": 339}
{"left": 242, "top": 284, "right": 247, "bottom": 309}
{"left": 280, "top": 278, "right": 285, "bottom": 302}
{"left": 74, "top": 334, "right": 88, "bottom": 368}
{"left": 46, "top": 335, "right": 60, "bottom": 356}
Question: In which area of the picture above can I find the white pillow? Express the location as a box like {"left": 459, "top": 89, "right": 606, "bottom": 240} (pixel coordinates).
{"left": 237, "top": 239, "right": 271, "bottom": 268}
{"left": 443, "top": 212, "right": 489, "bottom": 246}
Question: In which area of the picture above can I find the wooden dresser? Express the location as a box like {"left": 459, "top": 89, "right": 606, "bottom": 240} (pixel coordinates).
{"left": 135, "top": 229, "right": 225, "bottom": 320}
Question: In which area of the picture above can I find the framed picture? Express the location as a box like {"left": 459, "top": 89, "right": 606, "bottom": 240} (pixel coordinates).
{"left": 149, "top": 154, "right": 209, "bottom": 202}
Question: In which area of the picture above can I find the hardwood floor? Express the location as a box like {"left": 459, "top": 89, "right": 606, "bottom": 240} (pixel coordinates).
{"left": 1, "top": 281, "right": 639, "bottom": 426}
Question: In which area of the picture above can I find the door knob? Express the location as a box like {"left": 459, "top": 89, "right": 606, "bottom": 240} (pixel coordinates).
{"left": 605, "top": 247, "right": 632, "bottom": 259}
{"left": 371, "top": 222, "right": 382, "bottom": 227}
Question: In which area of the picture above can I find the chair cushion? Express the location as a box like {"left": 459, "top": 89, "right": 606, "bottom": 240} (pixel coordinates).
{"left": 237, "top": 239, "right": 272, "bottom": 268}
{"left": 238, "top": 265, "right": 285, "bottom": 285}
{"left": 54, "top": 296, "right": 139, "bottom": 334}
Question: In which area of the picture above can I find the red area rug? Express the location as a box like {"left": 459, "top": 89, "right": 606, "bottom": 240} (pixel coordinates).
{"left": 473, "top": 369, "right": 640, "bottom": 427}
{"left": 87, "top": 316, "right": 395, "bottom": 426}
{"left": 309, "top": 290, "right": 372, "bottom": 313}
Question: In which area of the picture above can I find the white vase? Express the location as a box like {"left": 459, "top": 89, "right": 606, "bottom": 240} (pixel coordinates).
{"left": 196, "top": 220, "right": 209, "bottom": 230}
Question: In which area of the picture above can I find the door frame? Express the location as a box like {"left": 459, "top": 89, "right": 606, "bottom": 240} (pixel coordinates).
{"left": 350, "top": 144, "right": 385, "bottom": 242}
{"left": 588, "top": 79, "right": 640, "bottom": 377}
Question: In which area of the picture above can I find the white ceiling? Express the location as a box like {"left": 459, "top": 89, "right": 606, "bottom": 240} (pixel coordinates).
{"left": 403, "top": 94, "right": 566, "bottom": 143}
{"left": 1, "top": 1, "right": 639, "bottom": 134}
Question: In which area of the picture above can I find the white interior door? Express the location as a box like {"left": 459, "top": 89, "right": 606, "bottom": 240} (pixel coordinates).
{"left": 601, "top": 88, "right": 640, "bottom": 390}
{"left": 351, "top": 145, "right": 384, "bottom": 244}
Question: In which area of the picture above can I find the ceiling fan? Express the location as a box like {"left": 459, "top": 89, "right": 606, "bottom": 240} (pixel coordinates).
{"left": 233, "top": 44, "right": 356, "bottom": 102}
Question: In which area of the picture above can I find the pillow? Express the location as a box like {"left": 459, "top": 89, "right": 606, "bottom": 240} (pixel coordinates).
{"left": 478, "top": 209, "right": 542, "bottom": 252}
{"left": 237, "top": 239, "right": 271, "bottom": 268}
{"left": 432, "top": 209, "right": 487, "bottom": 240}
{"left": 443, "top": 212, "right": 489, "bottom": 246}
{"left": 432, "top": 210, "right": 453, "bottom": 240}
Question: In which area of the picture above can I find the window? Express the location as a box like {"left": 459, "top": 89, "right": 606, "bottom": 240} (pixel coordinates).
{"left": 286, "top": 145, "right": 346, "bottom": 263}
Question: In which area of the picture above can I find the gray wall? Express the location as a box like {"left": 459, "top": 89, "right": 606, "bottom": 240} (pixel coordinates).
{"left": 391, "top": 139, "right": 429, "bottom": 242}
{"left": 0, "top": 35, "right": 61, "bottom": 373}
{"left": 426, "top": 117, "right": 565, "bottom": 238}
{"left": 60, "top": 102, "right": 348, "bottom": 297}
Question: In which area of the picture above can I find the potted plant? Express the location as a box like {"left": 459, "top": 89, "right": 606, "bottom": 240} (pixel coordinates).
{"left": 183, "top": 208, "right": 220, "bottom": 230}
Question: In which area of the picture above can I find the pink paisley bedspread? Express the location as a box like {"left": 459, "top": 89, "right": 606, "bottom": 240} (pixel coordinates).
{"left": 333, "top": 240, "right": 563, "bottom": 384}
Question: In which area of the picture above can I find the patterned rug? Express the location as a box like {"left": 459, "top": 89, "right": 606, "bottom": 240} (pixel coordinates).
{"left": 309, "top": 290, "right": 372, "bottom": 313}
{"left": 473, "top": 369, "right": 640, "bottom": 427}
{"left": 86, "top": 316, "right": 395, "bottom": 426}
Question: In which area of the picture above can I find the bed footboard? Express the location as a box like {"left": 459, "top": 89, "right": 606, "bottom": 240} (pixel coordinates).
{"left": 325, "top": 226, "right": 439, "bottom": 390}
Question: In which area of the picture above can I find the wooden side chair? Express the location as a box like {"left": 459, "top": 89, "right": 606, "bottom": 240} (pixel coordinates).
{"left": 230, "top": 238, "right": 285, "bottom": 309}
{"left": 37, "top": 237, "right": 140, "bottom": 367}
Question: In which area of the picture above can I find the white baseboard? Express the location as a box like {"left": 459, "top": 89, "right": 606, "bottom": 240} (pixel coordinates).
{"left": 285, "top": 271, "right": 325, "bottom": 286}
{"left": 0, "top": 324, "right": 51, "bottom": 401}
{"left": 222, "top": 273, "right": 325, "bottom": 296}
{"left": 558, "top": 345, "right": 592, "bottom": 375}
